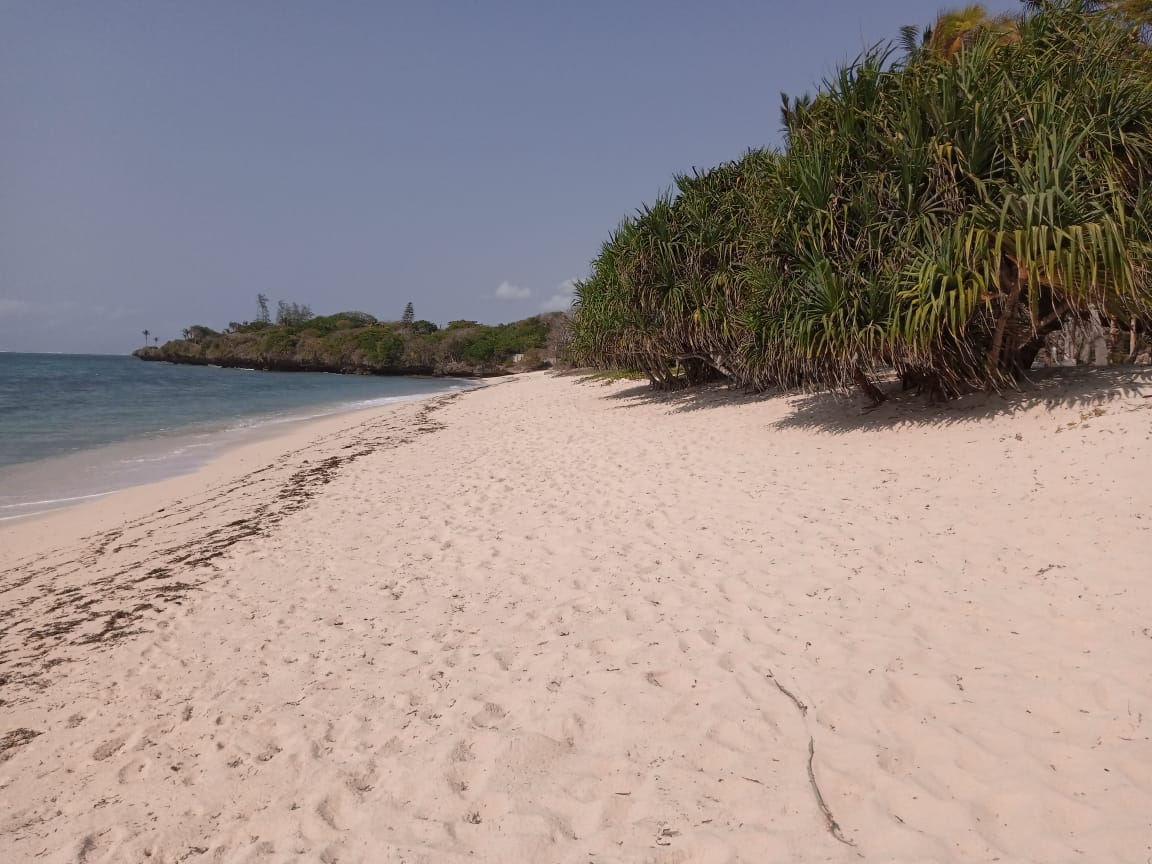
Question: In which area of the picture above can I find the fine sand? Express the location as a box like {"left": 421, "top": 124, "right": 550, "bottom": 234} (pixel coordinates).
{"left": 1, "top": 370, "right": 1151, "bottom": 863}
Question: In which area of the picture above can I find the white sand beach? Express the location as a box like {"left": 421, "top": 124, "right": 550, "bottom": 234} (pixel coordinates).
{"left": 1, "top": 370, "right": 1151, "bottom": 863}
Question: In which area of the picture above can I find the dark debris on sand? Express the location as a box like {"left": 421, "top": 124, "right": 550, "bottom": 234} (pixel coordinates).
{"left": 0, "top": 393, "right": 461, "bottom": 704}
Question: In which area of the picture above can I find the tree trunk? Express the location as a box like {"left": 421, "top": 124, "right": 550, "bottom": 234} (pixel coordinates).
{"left": 1107, "top": 316, "right": 1121, "bottom": 364}
{"left": 853, "top": 369, "right": 887, "bottom": 406}
{"left": 682, "top": 357, "right": 715, "bottom": 385}
{"left": 986, "top": 258, "right": 1025, "bottom": 380}
{"left": 1012, "top": 338, "right": 1045, "bottom": 374}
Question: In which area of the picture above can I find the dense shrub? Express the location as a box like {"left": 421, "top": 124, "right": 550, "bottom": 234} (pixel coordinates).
{"left": 152, "top": 311, "right": 565, "bottom": 374}
{"left": 568, "top": 1, "right": 1152, "bottom": 397}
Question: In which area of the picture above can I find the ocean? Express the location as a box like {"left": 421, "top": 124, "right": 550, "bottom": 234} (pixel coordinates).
{"left": 0, "top": 353, "right": 474, "bottom": 522}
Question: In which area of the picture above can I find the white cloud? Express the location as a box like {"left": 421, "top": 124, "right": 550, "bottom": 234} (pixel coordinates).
{"left": 494, "top": 281, "right": 531, "bottom": 301}
{"left": 540, "top": 278, "right": 578, "bottom": 312}
{"left": 0, "top": 299, "right": 31, "bottom": 319}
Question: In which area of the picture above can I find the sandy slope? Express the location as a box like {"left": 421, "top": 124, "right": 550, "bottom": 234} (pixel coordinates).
{"left": 1, "top": 370, "right": 1150, "bottom": 863}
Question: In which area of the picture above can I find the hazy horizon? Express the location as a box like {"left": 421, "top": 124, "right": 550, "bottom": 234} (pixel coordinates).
{"left": 1, "top": 1, "right": 1020, "bottom": 354}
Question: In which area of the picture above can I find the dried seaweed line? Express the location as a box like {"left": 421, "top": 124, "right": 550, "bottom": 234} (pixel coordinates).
{"left": 0, "top": 390, "right": 467, "bottom": 704}
{"left": 0, "top": 727, "right": 41, "bottom": 763}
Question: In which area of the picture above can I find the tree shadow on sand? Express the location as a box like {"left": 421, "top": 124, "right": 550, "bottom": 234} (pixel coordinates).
{"left": 593, "top": 366, "right": 1152, "bottom": 433}
{"left": 598, "top": 380, "right": 778, "bottom": 414}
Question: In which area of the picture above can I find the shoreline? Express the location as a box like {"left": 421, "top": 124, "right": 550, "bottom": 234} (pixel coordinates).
{"left": 0, "top": 379, "right": 479, "bottom": 525}
{"left": 2, "top": 370, "right": 1150, "bottom": 862}
{"left": 0, "top": 382, "right": 472, "bottom": 564}
{"left": 0, "top": 382, "right": 479, "bottom": 715}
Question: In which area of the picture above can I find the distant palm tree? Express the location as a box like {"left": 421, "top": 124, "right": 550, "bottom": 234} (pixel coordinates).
{"left": 1096, "top": 0, "right": 1152, "bottom": 33}
{"left": 154, "top": 336, "right": 159, "bottom": 346}
{"left": 922, "top": 4, "right": 1017, "bottom": 58}
{"left": 913, "top": 2, "right": 1150, "bottom": 62}
{"left": 142, "top": 329, "right": 150, "bottom": 347}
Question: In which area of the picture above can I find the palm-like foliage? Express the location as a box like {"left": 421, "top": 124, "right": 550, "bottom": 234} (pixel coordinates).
{"left": 569, "top": 0, "right": 1152, "bottom": 397}
{"left": 923, "top": 4, "right": 1019, "bottom": 57}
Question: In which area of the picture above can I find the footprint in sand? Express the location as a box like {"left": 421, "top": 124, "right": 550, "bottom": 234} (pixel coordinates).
{"left": 116, "top": 756, "right": 151, "bottom": 784}
{"left": 345, "top": 760, "right": 378, "bottom": 795}
{"left": 316, "top": 793, "right": 346, "bottom": 831}
{"left": 74, "top": 831, "right": 112, "bottom": 864}
{"left": 471, "top": 702, "right": 507, "bottom": 729}
{"left": 560, "top": 713, "right": 586, "bottom": 748}
{"left": 445, "top": 767, "right": 472, "bottom": 795}
{"left": 92, "top": 737, "right": 125, "bottom": 762}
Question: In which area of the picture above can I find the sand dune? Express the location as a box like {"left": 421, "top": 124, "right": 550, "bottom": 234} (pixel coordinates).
{"left": 2, "top": 370, "right": 1151, "bottom": 863}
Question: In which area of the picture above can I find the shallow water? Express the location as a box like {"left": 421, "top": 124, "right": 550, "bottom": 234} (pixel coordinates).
{"left": 0, "top": 353, "right": 472, "bottom": 521}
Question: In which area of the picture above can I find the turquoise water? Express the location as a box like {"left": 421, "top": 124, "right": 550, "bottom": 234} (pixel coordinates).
{"left": 0, "top": 353, "right": 472, "bottom": 520}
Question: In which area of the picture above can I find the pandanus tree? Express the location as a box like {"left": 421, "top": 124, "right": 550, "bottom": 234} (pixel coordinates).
{"left": 570, "top": 0, "right": 1152, "bottom": 398}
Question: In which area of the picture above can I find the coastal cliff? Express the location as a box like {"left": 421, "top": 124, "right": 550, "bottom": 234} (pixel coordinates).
{"left": 134, "top": 311, "right": 567, "bottom": 378}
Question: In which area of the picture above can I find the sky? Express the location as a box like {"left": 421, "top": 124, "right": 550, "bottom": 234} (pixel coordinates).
{"left": 0, "top": 0, "right": 1020, "bottom": 354}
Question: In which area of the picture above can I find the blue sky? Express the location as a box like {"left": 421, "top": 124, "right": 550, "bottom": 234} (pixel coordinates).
{"left": 0, "top": 1, "right": 1019, "bottom": 353}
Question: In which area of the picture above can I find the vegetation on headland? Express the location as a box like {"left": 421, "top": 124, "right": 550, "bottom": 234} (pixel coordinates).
{"left": 567, "top": 1, "right": 1152, "bottom": 401}
{"left": 134, "top": 301, "right": 569, "bottom": 377}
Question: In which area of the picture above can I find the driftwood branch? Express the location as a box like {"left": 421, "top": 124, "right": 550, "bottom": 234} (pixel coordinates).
{"left": 807, "top": 736, "right": 856, "bottom": 848}
{"left": 768, "top": 671, "right": 857, "bottom": 851}
{"left": 767, "top": 671, "right": 808, "bottom": 716}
